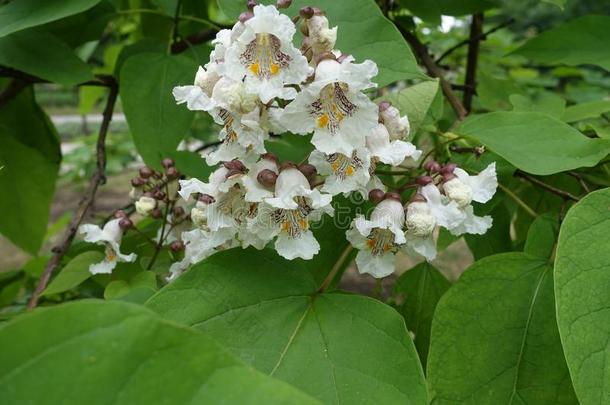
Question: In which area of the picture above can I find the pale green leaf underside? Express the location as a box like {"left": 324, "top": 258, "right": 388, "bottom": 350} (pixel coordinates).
{"left": 0, "top": 300, "right": 319, "bottom": 404}
{"left": 381, "top": 79, "right": 439, "bottom": 135}
{"left": 555, "top": 188, "right": 610, "bottom": 405}
{"left": 427, "top": 253, "right": 577, "bottom": 404}
{"left": 456, "top": 111, "right": 610, "bottom": 175}
{"left": 146, "top": 248, "right": 428, "bottom": 404}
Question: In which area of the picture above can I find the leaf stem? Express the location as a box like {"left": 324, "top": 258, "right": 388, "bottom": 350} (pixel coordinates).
{"left": 318, "top": 245, "right": 353, "bottom": 293}
{"left": 498, "top": 183, "right": 537, "bottom": 218}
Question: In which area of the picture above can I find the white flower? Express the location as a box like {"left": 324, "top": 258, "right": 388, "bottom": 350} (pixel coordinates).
{"left": 366, "top": 123, "right": 421, "bottom": 165}
{"left": 212, "top": 77, "right": 259, "bottom": 115}
{"left": 79, "top": 219, "right": 136, "bottom": 275}
{"left": 307, "top": 15, "right": 337, "bottom": 56}
{"left": 249, "top": 168, "right": 334, "bottom": 260}
{"left": 379, "top": 103, "right": 410, "bottom": 140}
{"left": 446, "top": 163, "right": 497, "bottom": 207}
{"left": 309, "top": 148, "right": 371, "bottom": 196}
{"left": 404, "top": 200, "right": 437, "bottom": 261}
{"left": 273, "top": 57, "right": 378, "bottom": 155}
{"left": 242, "top": 156, "right": 279, "bottom": 202}
{"left": 135, "top": 196, "right": 156, "bottom": 216}
{"left": 346, "top": 198, "right": 406, "bottom": 278}
{"left": 173, "top": 66, "right": 220, "bottom": 111}
{"left": 223, "top": 5, "right": 312, "bottom": 103}
{"left": 419, "top": 184, "right": 467, "bottom": 231}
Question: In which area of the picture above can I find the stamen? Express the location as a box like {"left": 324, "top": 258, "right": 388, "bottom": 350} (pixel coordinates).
{"left": 327, "top": 152, "right": 363, "bottom": 180}
{"left": 219, "top": 108, "right": 238, "bottom": 144}
{"left": 273, "top": 197, "right": 312, "bottom": 238}
{"left": 240, "top": 33, "right": 291, "bottom": 79}
{"left": 105, "top": 245, "right": 117, "bottom": 262}
{"left": 310, "top": 83, "right": 357, "bottom": 134}
{"left": 366, "top": 228, "right": 395, "bottom": 256}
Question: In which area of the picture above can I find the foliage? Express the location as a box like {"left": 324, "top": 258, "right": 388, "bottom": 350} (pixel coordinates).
{"left": 0, "top": 0, "right": 609, "bottom": 403}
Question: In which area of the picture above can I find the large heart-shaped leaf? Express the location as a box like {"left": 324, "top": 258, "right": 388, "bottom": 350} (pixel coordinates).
{"left": 427, "top": 253, "right": 577, "bottom": 404}
{"left": 456, "top": 111, "right": 610, "bottom": 175}
{"left": 380, "top": 79, "right": 439, "bottom": 135}
{"left": 0, "top": 0, "right": 102, "bottom": 38}
{"left": 555, "top": 188, "right": 610, "bottom": 405}
{"left": 120, "top": 52, "right": 197, "bottom": 167}
{"left": 514, "top": 15, "right": 610, "bottom": 71}
{"left": 0, "top": 90, "right": 61, "bottom": 254}
{"left": 146, "top": 249, "right": 428, "bottom": 404}
{"left": 0, "top": 300, "right": 319, "bottom": 404}
{"left": 217, "top": 0, "right": 424, "bottom": 86}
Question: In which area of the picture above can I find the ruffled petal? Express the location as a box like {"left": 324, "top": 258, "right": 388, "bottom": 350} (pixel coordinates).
{"left": 274, "top": 230, "right": 320, "bottom": 260}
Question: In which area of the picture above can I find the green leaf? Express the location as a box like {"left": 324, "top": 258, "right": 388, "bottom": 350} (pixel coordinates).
{"left": 464, "top": 204, "right": 513, "bottom": 260}
{"left": 555, "top": 188, "right": 610, "bottom": 405}
{"left": 0, "top": 28, "right": 94, "bottom": 86}
{"left": 524, "top": 213, "right": 559, "bottom": 259}
{"left": 0, "top": 300, "right": 319, "bottom": 404}
{"left": 120, "top": 52, "right": 198, "bottom": 167}
{"left": 0, "top": 90, "right": 61, "bottom": 254}
{"left": 394, "top": 262, "right": 451, "bottom": 370}
{"left": 0, "top": 0, "right": 102, "bottom": 38}
{"left": 542, "top": 0, "right": 566, "bottom": 9}
{"left": 401, "top": 0, "right": 497, "bottom": 22}
{"left": 514, "top": 15, "right": 610, "bottom": 71}
{"left": 381, "top": 79, "right": 439, "bottom": 135}
{"left": 43, "top": 251, "right": 104, "bottom": 296}
{"left": 456, "top": 111, "right": 610, "bottom": 175}
{"left": 562, "top": 100, "right": 610, "bottom": 123}
{"left": 477, "top": 72, "right": 524, "bottom": 111}
{"left": 146, "top": 248, "right": 428, "bottom": 404}
{"left": 509, "top": 92, "right": 566, "bottom": 120}
{"left": 217, "top": 0, "right": 424, "bottom": 86}
{"left": 427, "top": 253, "right": 577, "bottom": 404}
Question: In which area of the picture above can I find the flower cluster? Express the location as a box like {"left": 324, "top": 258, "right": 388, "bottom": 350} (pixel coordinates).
{"left": 77, "top": 1, "right": 498, "bottom": 282}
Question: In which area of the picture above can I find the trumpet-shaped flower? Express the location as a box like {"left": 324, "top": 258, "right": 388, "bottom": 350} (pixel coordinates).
{"left": 366, "top": 123, "right": 421, "bottom": 166}
{"left": 346, "top": 198, "right": 406, "bottom": 278}
{"left": 79, "top": 218, "right": 137, "bottom": 274}
{"left": 404, "top": 199, "right": 437, "bottom": 261}
{"left": 309, "top": 148, "right": 371, "bottom": 196}
{"left": 274, "top": 57, "right": 378, "bottom": 155}
{"left": 223, "top": 5, "right": 312, "bottom": 103}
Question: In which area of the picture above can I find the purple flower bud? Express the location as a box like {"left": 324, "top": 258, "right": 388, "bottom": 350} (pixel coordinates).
{"left": 299, "top": 6, "right": 315, "bottom": 18}
{"left": 161, "top": 158, "right": 175, "bottom": 169}
{"left": 246, "top": 0, "right": 257, "bottom": 11}
{"left": 166, "top": 166, "right": 180, "bottom": 180}
{"left": 408, "top": 193, "right": 427, "bottom": 204}
{"left": 226, "top": 169, "right": 243, "bottom": 179}
{"left": 368, "top": 189, "right": 385, "bottom": 204}
{"left": 276, "top": 0, "right": 292, "bottom": 9}
{"left": 223, "top": 159, "right": 246, "bottom": 172}
{"left": 257, "top": 169, "right": 278, "bottom": 187}
{"left": 139, "top": 166, "right": 153, "bottom": 178}
{"left": 114, "top": 210, "right": 127, "bottom": 219}
{"left": 337, "top": 53, "right": 352, "bottom": 63}
{"left": 173, "top": 206, "right": 185, "bottom": 217}
{"left": 131, "top": 177, "right": 146, "bottom": 187}
{"left": 153, "top": 190, "right": 166, "bottom": 200}
{"left": 416, "top": 175, "right": 434, "bottom": 186}
{"left": 198, "top": 194, "right": 215, "bottom": 204}
{"left": 261, "top": 152, "right": 278, "bottom": 163}
{"left": 384, "top": 191, "right": 402, "bottom": 202}
{"left": 279, "top": 161, "right": 297, "bottom": 171}
{"left": 119, "top": 217, "right": 133, "bottom": 230}
{"left": 314, "top": 51, "right": 337, "bottom": 65}
{"left": 440, "top": 163, "right": 457, "bottom": 174}
{"left": 298, "top": 163, "right": 317, "bottom": 182}
{"left": 170, "top": 240, "right": 185, "bottom": 252}
{"left": 239, "top": 11, "right": 253, "bottom": 23}
{"left": 442, "top": 172, "right": 457, "bottom": 182}
{"left": 378, "top": 101, "right": 392, "bottom": 113}
{"left": 151, "top": 208, "right": 162, "bottom": 219}
{"left": 423, "top": 160, "right": 441, "bottom": 173}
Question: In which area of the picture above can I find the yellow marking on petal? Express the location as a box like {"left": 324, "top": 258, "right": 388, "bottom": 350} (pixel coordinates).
{"left": 367, "top": 239, "right": 376, "bottom": 249}
{"left": 250, "top": 63, "right": 260, "bottom": 75}
{"left": 298, "top": 219, "right": 308, "bottom": 229}
{"left": 345, "top": 166, "right": 354, "bottom": 176}
{"left": 318, "top": 114, "right": 329, "bottom": 128}
{"left": 281, "top": 221, "right": 291, "bottom": 232}
{"left": 270, "top": 63, "right": 280, "bottom": 75}
{"left": 106, "top": 249, "right": 116, "bottom": 262}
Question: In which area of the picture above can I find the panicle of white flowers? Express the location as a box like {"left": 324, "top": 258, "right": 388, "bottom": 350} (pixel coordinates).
{"left": 76, "top": 1, "right": 498, "bottom": 282}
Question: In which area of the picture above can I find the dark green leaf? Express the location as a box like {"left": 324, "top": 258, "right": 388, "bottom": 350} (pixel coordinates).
{"left": 43, "top": 251, "right": 104, "bottom": 296}
{"left": 509, "top": 92, "right": 566, "bottom": 119}
{"left": 120, "top": 52, "right": 198, "bottom": 167}
{"left": 555, "top": 188, "right": 610, "bottom": 405}
{"left": 0, "top": 300, "right": 319, "bottom": 404}
{"left": 0, "top": 0, "right": 102, "bottom": 38}
{"left": 394, "top": 262, "right": 451, "bottom": 370}
{"left": 0, "top": 90, "right": 61, "bottom": 254}
{"left": 0, "top": 29, "right": 93, "bottom": 86}
{"left": 465, "top": 204, "right": 512, "bottom": 260}
{"left": 562, "top": 100, "right": 610, "bottom": 123}
{"left": 146, "top": 249, "right": 428, "bottom": 404}
{"left": 427, "top": 253, "right": 577, "bottom": 404}
{"left": 524, "top": 213, "right": 559, "bottom": 259}
{"left": 456, "top": 111, "right": 610, "bottom": 175}
{"left": 381, "top": 79, "right": 439, "bottom": 135}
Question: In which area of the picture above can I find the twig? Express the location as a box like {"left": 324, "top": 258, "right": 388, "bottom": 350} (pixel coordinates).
{"left": 194, "top": 140, "right": 222, "bottom": 153}
{"left": 435, "top": 18, "right": 515, "bottom": 64}
{"left": 515, "top": 170, "right": 580, "bottom": 202}
{"left": 397, "top": 27, "right": 468, "bottom": 120}
{"left": 171, "top": 0, "right": 183, "bottom": 48}
{"left": 567, "top": 171, "right": 591, "bottom": 193}
{"left": 319, "top": 245, "right": 353, "bottom": 292}
{"left": 28, "top": 77, "right": 119, "bottom": 309}
{"left": 463, "top": 13, "right": 484, "bottom": 113}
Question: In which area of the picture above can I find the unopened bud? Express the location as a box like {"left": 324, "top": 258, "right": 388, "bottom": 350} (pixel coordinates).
{"left": 423, "top": 160, "right": 441, "bottom": 173}
{"left": 440, "top": 163, "right": 457, "bottom": 174}
{"left": 442, "top": 172, "right": 457, "bottom": 182}
{"left": 337, "top": 53, "right": 352, "bottom": 63}
{"left": 119, "top": 218, "right": 133, "bottom": 230}
{"left": 173, "top": 206, "right": 185, "bottom": 217}
{"left": 161, "top": 158, "right": 175, "bottom": 169}
{"left": 298, "top": 164, "right": 317, "bottom": 181}
{"left": 131, "top": 177, "right": 146, "bottom": 187}
{"left": 166, "top": 166, "right": 180, "bottom": 180}
{"left": 239, "top": 11, "right": 253, "bottom": 23}
{"left": 151, "top": 208, "right": 162, "bottom": 219}
{"left": 280, "top": 161, "right": 297, "bottom": 171}
{"left": 198, "top": 194, "right": 215, "bottom": 204}
{"left": 153, "top": 190, "right": 166, "bottom": 201}
{"left": 384, "top": 191, "right": 401, "bottom": 202}
{"left": 300, "top": 6, "right": 315, "bottom": 19}
{"left": 314, "top": 51, "right": 336, "bottom": 65}
{"left": 416, "top": 175, "right": 433, "bottom": 186}
{"left": 368, "top": 189, "right": 385, "bottom": 204}
{"left": 257, "top": 169, "right": 278, "bottom": 187}
{"left": 226, "top": 169, "right": 243, "bottom": 179}
{"left": 139, "top": 166, "right": 153, "bottom": 178}
{"left": 408, "top": 193, "right": 427, "bottom": 204}
{"left": 246, "top": 0, "right": 257, "bottom": 10}
{"left": 378, "top": 101, "right": 392, "bottom": 113}
{"left": 223, "top": 159, "right": 246, "bottom": 172}
{"left": 261, "top": 152, "right": 278, "bottom": 163}
{"left": 114, "top": 210, "right": 127, "bottom": 218}
{"left": 170, "top": 240, "right": 185, "bottom": 252}
{"left": 276, "top": 0, "right": 291, "bottom": 9}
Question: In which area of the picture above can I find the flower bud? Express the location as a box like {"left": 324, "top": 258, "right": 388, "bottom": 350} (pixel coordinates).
{"left": 423, "top": 160, "right": 441, "bottom": 173}
{"left": 300, "top": 6, "right": 315, "bottom": 19}
{"left": 226, "top": 169, "right": 244, "bottom": 179}
{"left": 337, "top": 53, "right": 352, "bottom": 63}
{"left": 170, "top": 240, "right": 185, "bottom": 252}
{"left": 166, "top": 166, "right": 180, "bottom": 180}
{"left": 153, "top": 190, "right": 166, "bottom": 201}
{"left": 118, "top": 217, "right": 133, "bottom": 230}
{"left": 161, "top": 158, "right": 175, "bottom": 169}
{"left": 173, "top": 206, "right": 185, "bottom": 217}
{"left": 257, "top": 169, "right": 278, "bottom": 187}
{"left": 139, "top": 166, "right": 153, "bottom": 178}
{"left": 279, "top": 161, "right": 297, "bottom": 171}
{"left": 440, "top": 163, "right": 457, "bottom": 174}
{"left": 378, "top": 101, "right": 392, "bottom": 113}
{"left": 136, "top": 196, "right": 157, "bottom": 216}
{"left": 442, "top": 172, "right": 457, "bottom": 182}
{"left": 384, "top": 191, "right": 402, "bottom": 202}
{"left": 416, "top": 175, "right": 434, "bottom": 186}
{"left": 246, "top": 0, "right": 257, "bottom": 10}
{"left": 298, "top": 163, "right": 317, "bottom": 182}
{"left": 223, "top": 159, "right": 246, "bottom": 172}
{"left": 408, "top": 193, "right": 427, "bottom": 204}
{"left": 368, "top": 188, "right": 385, "bottom": 204}
{"left": 198, "top": 194, "right": 216, "bottom": 204}
{"left": 276, "top": 0, "right": 292, "bottom": 9}
{"left": 239, "top": 11, "right": 254, "bottom": 23}
{"left": 308, "top": 15, "right": 337, "bottom": 56}
{"left": 314, "top": 51, "right": 337, "bottom": 66}
{"left": 151, "top": 208, "right": 162, "bottom": 219}
{"left": 261, "top": 152, "right": 278, "bottom": 163}
{"left": 114, "top": 210, "right": 127, "bottom": 218}
{"left": 131, "top": 177, "right": 146, "bottom": 187}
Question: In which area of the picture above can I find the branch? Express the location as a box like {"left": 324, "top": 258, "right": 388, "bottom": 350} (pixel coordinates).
{"left": 28, "top": 77, "right": 119, "bottom": 309}
{"left": 397, "top": 27, "right": 468, "bottom": 120}
{"left": 463, "top": 13, "right": 484, "bottom": 113}
{"left": 515, "top": 170, "right": 580, "bottom": 202}
{"left": 435, "top": 18, "right": 515, "bottom": 64}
